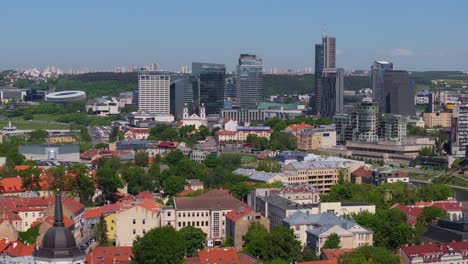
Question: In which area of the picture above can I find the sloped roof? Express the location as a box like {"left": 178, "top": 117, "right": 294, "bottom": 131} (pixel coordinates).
{"left": 174, "top": 189, "right": 246, "bottom": 211}
{"left": 86, "top": 246, "right": 133, "bottom": 264}
{"left": 225, "top": 206, "right": 253, "bottom": 222}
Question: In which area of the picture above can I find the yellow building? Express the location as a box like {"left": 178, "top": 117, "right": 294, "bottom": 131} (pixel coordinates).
{"left": 47, "top": 133, "right": 76, "bottom": 143}
{"left": 105, "top": 213, "right": 116, "bottom": 241}
{"left": 422, "top": 112, "right": 452, "bottom": 128}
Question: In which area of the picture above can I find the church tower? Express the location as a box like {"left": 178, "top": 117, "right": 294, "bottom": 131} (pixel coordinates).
{"left": 34, "top": 192, "right": 85, "bottom": 264}
{"left": 200, "top": 103, "right": 206, "bottom": 118}
{"left": 183, "top": 103, "right": 189, "bottom": 119}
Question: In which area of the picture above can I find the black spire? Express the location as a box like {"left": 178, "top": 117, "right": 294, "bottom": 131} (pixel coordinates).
{"left": 54, "top": 191, "right": 64, "bottom": 227}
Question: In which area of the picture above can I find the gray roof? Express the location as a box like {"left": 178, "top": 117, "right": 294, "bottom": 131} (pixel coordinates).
{"left": 283, "top": 211, "right": 339, "bottom": 225}
{"left": 19, "top": 144, "right": 79, "bottom": 155}
{"left": 233, "top": 168, "right": 286, "bottom": 182}
{"left": 263, "top": 195, "right": 317, "bottom": 210}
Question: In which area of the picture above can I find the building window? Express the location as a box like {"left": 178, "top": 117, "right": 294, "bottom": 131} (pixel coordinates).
{"left": 133, "top": 229, "right": 136, "bottom": 234}
{"left": 133, "top": 219, "right": 136, "bottom": 224}
{"left": 142, "top": 219, "right": 146, "bottom": 224}
{"left": 178, "top": 222, "right": 181, "bottom": 227}
{"left": 142, "top": 229, "right": 146, "bottom": 234}
{"left": 25, "top": 213, "right": 28, "bottom": 217}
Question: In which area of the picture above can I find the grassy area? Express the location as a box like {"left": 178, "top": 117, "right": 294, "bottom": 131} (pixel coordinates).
{"left": 240, "top": 154, "right": 257, "bottom": 165}
{"left": 0, "top": 118, "right": 70, "bottom": 130}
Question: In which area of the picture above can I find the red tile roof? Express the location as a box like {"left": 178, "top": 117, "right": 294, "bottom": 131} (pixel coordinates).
{"left": 174, "top": 189, "right": 246, "bottom": 211}
{"left": 196, "top": 248, "right": 257, "bottom": 264}
{"left": 299, "top": 261, "right": 337, "bottom": 264}
{"left": 392, "top": 204, "right": 423, "bottom": 226}
{"left": 14, "top": 165, "right": 30, "bottom": 171}
{"left": 0, "top": 176, "right": 24, "bottom": 194}
{"left": 86, "top": 246, "right": 133, "bottom": 264}
{"left": 416, "top": 200, "right": 464, "bottom": 211}
{"left": 225, "top": 206, "right": 253, "bottom": 222}
{"left": 178, "top": 187, "right": 195, "bottom": 197}
{"left": 288, "top": 121, "right": 314, "bottom": 132}
{"left": 351, "top": 167, "right": 372, "bottom": 178}
{"left": 84, "top": 208, "right": 103, "bottom": 219}
{"left": 393, "top": 200, "right": 462, "bottom": 226}
{"left": 0, "top": 238, "right": 10, "bottom": 252}
{"left": 400, "top": 241, "right": 468, "bottom": 262}
{"left": 6, "top": 241, "right": 35, "bottom": 257}
{"left": 135, "top": 191, "right": 158, "bottom": 200}
{"left": 216, "top": 130, "right": 236, "bottom": 136}
{"left": 322, "top": 249, "right": 353, "bottom": 260}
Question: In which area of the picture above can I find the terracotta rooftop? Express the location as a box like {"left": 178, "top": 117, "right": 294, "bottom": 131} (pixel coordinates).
{"left": 225, "top": 206, "right": 253, "bottom": 222}
{"left": 6, "top": 241, "right": 35, "bottom": 257}
{"left": 288, "top": 121, "right": 314, "bottom": 132}
{"left": 84, "top": 208, "right": 103, "bottom": 219}
{"left": 322, "top": 249, "right": 353, "bottom": 260}
{"left": 400, "top": 241, "right": 468, "bottom": 262}
{"left": 351, "top": 167, "right": 372, "bottom": 178}
{"left": 392, "top": 204, "right": 424, "bottom": 226}
{"left": 174, "top": 189, "right": 246, "bottom": 211}
{"left": 86, "top": 246, "right": 133, "bottom": 264}
{"left": 195, "top": 248, "right": 257, "bottom": 264}
{"left": 299, "top": 261, "right": 337, "bottom": 264}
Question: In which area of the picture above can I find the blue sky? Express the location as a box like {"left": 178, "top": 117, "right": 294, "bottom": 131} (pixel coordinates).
{"left": 2, "top": 0, "right": 468, "bottom": 71}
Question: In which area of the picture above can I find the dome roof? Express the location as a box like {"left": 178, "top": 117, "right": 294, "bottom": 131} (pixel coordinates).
{"left": 34, "top": 192, "right": 84, "bottom": 260}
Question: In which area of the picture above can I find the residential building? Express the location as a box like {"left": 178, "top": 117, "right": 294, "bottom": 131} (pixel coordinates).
{"left": 236, "top": 54, "right": 263, "bottom": 108}
{"left": 180, "top": 103, "right": 208, "bottom": 129}
{"left": 254, "top": 194, "right": 375, "bottom": 230}
{"left": 305, "top": 213, "right": 373, "bottom": 255}
{"left": 320, "top": 68, "right": 344, "bottom": 117}
{"left": 378, "top": 114, "right": 407, "bottom": 142}
{"left": 383, "top": 70, "right": 415, "bottom": 115}
{"left": 415, "top": 90, "right": 435, "bottom": 113}
{"left": 283, "top": 211, "right": 373, "bottom": 250}
{"left": 451, "top": 105, "right": 468, "bottom": 156}
{"left": 18, "top": 144, "right": 80, "bottom": 162}
{"left": 284, "top": 122, "right": 314, "bottom": 137}
{"left": 86, "top": 246, "right": 133, "bottom": 264}
{"left": 399, "top": 241, "right": 468, "bottom": 264}
{"left": 115, "top": 198, "right": 163, "bottom": 246}
{"left": 215, "top": 126, "right": 272, "bottom": 144}
{"left": 233, "top": 168, "right": 288, "bottom": 184}
{"left": 138, "top": 72, "right": 170, "bottom": 114}
{"left": 225, "top": 206, "right": 269, "bottom": 249}
{"left": 371, "top": 61, "right": 394, "bottom": 112}
{"left": 247, "top": 185, "right": 321, "bottom": 209}
{"left": 192, "top": 62, "right": 226, "bottom": 115}
{"left": 295, "top": 126, "right": 337, "bottom": 151}
{"left": 393, "top": 200, "right": 464, "bottom": 226}
{"left": 0, "top": 239, "right": 35, "bottom": 263}
{"left": 372, "top": 165, "right": 409, "bottom": 185}
{"left": 423, "top": 112, "right": 451, "bottom": 128}
{"left": 166, "top": 189, "right": 246, "bottom": 245}
{"left": 350, "top": 167, "right": 373, "bottom": 184}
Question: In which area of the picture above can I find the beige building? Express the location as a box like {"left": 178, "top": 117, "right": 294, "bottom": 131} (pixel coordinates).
{"left": 215, "top": 127, "right": 272, "bottom": 144}
{"left": 296, "top": 127, "right": 337, "bottom": 151}
{"left": 115, "top": 199, "right": 162, "bottom": 246}
{"left": 47, "top": 133, "right": 76, "bottom": 143}
{"left": 163, "top": 189, "right": 246, "bottom": 246}
{"left": 423, "top": 112, "right": 451, "bottom": 128}
{"left": 225, "top": 206, "right": 269, "bottom": 249}
{"left": 284, "top": 211, "right": 373, "bottom": 251}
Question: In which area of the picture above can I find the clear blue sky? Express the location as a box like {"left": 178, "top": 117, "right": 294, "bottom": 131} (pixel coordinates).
{"left": 2, "top": 0, "right": 468, "bottom": 71}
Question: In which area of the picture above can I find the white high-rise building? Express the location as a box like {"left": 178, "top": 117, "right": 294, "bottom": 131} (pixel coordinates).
{"left": 138, "top": 73, "right": 170, "bottom": 114}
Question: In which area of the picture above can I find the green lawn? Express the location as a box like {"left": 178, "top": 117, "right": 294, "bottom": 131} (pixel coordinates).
{"left": 0, "top": 118, "right": 70, "bottom": 130}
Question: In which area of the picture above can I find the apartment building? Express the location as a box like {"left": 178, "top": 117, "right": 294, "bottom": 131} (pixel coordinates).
{"left": 423, "top": 112, "right": 451, "bottom": 128}
{"left": 295, "top": 126, "right": 337, "bottom": 151}
{"left": 399, "top": 241, "right": 468, "bottom": 264}
{"left": 215, "top": 126, "right": 272, "bottom": 144}
{"left": 163, "top": 189, "right": 246, "bottom": 245}
{"left": 115, "top": 199, "right": 162, "bottom": 246}
{"left": 225, "top": 206, "right": 269, "bottom": 249}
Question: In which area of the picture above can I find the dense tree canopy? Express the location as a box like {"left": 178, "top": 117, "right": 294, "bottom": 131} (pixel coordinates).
{"left": 132, "top": 226, "right": 185, "bottom": 264}
{"left": 338, "top": 246, "right": 400, "bottom": 264}
{"left": 179, "top": 226, "right": 207, "bottom": 257}
{"left": 323, "top": 233, "right": 341, "bottom": 249}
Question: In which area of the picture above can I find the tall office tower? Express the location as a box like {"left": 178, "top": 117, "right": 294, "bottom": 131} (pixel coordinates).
{"left": 224, "top": 76, "right": 236, "bottom": 99}
{"left": 451, "top": 105, "right": 468, "bottom": 157}
{"left": 170, "top": 79, "right": 185, "bottom": 118}
{"left": 320, "top": 68, "right": 344, "bottom": 117}
{"left": 314, "top": 44, "right": 324, "bottom": 115}
{"left": 371, "top": 61, "right": 394, "bottom": 112}
{"left": 322, "top": 36, "right": 336, "bottom": 68}
{"left": 192, "top": 62, "right": 226, "bottom": 115}
{"left": 354, "top": 98, "right": 379, "bottom": 142}
{"left": 314, "top": 36, "right": 336, "bottom": 116}
{"left": 383, "top": 70, "right": 415, "bottom": 116}
{"left": 138, "top": 72, "right": 170, "bottom": 114}
{"left": 236, "top": 54, "right": 263, "bottom": 108}
{"left": 378, "top": 114, "right": 407, "bottom": 142}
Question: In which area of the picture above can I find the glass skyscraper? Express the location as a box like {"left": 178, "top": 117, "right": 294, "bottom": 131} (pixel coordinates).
{"left": 192, "top": 62, "right": 226, "bottom": 115}
{"left": 314, "top": 36, "right": 336, "bottom": 116}
{"left": 371, "top": 61, "right": 394, "bottom": 112}
{"left": 236, "top": 54, "right": 263, "bottom": 109}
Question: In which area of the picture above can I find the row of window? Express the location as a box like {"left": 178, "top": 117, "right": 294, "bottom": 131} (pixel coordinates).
{"left": 178, "top": 221, "right": 209, "bottom": 227}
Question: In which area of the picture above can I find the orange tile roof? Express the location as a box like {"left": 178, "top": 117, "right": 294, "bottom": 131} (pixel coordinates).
{"left": 299, "top": 260, "right": 337, "bottom": 264}
{"left": 135, "top": 198, "right": 163, "bottom": 213}
{"left": 0, "top": 176, "right": 24, "bottom": 193}
{"left": 225, "top": 206, "right": 253, "bottom": 222}
{"left": 288, "top": 121, "right": 313, "bottom": 132}
{"left": 322, "top": 249, "right": 353, "bottom": 260}
{"left": 0, "top": 238, "right": 9, "bottom": 252}
{"left": 197, "top": 248, "right": 257, "bottom": 264}
{"left": 86, "top": 246, "right": 133, "bottom": 264}
{"left": 84, "top": 208, "right": 103, "bottom": 219}
{"left": 7, "top": 241, "right": 35, "bottom": 257}
{"left": 14, "top": 165, "right": 30, "bottom": 171}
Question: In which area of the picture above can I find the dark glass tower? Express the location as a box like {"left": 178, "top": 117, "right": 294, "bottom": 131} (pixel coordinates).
{"left": 383, "top": 70, "right": 415, "bottom": 116}
{"left": 371, "top": 61, "right": 394, "bottom": 112}
{"left": 192, "top": 62, "right": 226, "bottom": 115}
{"left": 236, "top": 54, "right": 263, "bottom": 109}
{"left": 314, "top": 44, "right": 324, "bottom": 115}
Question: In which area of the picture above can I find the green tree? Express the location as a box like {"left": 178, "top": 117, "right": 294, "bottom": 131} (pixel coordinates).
{"left": 257, "top": 159, "right": 281, "bottom": 172}
{"left": 94, "top": 215, "right": 108, "bottom": 245}
{"left": 416, "top": 184, "right": 452, "bottom": 201}
{"left": 29, "top": 129, "right": 48, "bottom": 143}
{"left": 47, "top": 166, "right": 67, "bottom": 191}
{"left": 120, "top": 164, "right": 151, "bottom": 195}
{"left": 230, "top": 182, "right": 254, "bottom": 202}
{"left": 132, "top": 226, "right": 185, "bottom": 264}
{"left": 179, "top": 226, "right": 207, "bottom": 257}
{"left": 243, "top": 222, "right": 269, "bottom": 259}
{"left": 338, "top": 246, "right": 400, "bottom": 264}
{"left": 96, "top": 166, "right": 124, "bottom": 202}
{"left": 266, "top": 227, "right": 301, "bottom": 261}
{"left": 163, "top": 176, "right": 187, "bottom": 197}
{"left": 67, "top": 163, "right": 94, "bottom": 204}
{"left": 164, "top": 150, "right": 184, "bottom": 165}
{"left": 135, "top": 151, "right": 149, "bottom": 167}
{"left": 18, "top": 164, "right": 42, "bottom": 191}
{"left": 323, "top": 233, "right": 341, "bottom": 249}
{"left": 269, "top": 132, "right": 297, "bottom": 151}
{"left": 94, "top": 143, "right": 109, "bottom": 149}
{"left": 5, "top": 152, "right": 25, "bottom": 168}
{"left": 419, "top": 206, "right": 447, "bottom": 225}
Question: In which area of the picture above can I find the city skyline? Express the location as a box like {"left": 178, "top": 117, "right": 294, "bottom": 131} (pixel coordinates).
{"left": 3, "top": 0, "right": 468, "bottom": 71}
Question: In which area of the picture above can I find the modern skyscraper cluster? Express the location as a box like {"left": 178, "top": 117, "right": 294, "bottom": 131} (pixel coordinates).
{"left": 236, "top": 54, "right": 264, "bottom": 109}
{"left": 314, "top": 36, "right": 343, "bottom": 117}
{"left": 138, "top": 54, "right": 263, "bottom": 117}
{"left": 371, "top": 61, "right": 415, "bottom": 116}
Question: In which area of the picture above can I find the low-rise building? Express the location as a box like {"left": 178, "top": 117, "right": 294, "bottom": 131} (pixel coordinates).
{"left": 127, "top": 111, "right": 174, "bottom": 128}
{"left": 422, "top": 219, "right": 468, "bottom": 243}
{"left": 47, "top": 132, "right": 76, "bottom": 143}
{"left": 185, "top": 247, "right": 259, "bottom": 264}
{"left": 350, "top": 167, "right": 373, "bottom": 184}
{"left": 225, "top": 206, "right": 269, "bottom": 249}
{"left": 372, "top": 165, "right": 409, "bottom": 185}
{"left": 423, "top": 112, "right": 451, "bottom": 128}
{"left": 393, "top": 199, "right": 464, "bottom": 226}
{"left": 399, "top": 241, "right": 468, "bottom": 264}
{"left": 283, "top": 211, "right": 373, "bottom": 251}
{"left": 86, "top": 246, "right": 133, "bottom": 264}
{"left": 180, "top": 104, "right": 208, "bottom": 129}
{"left": 124, "top": 128, "right": 150, "bottom": 140}
{"left": 86, "top": 98, "right": 121, "bottom": 116}
{"left": 295, "top": 126, "right": 337, "bottom": 151}
{"left": 18, "top": 144, "right": 80, "bottom": 162}
{"left": 165, "top": 189, "right": 246, "bottom": 245}
{"left": 215, "top": 126, "right": 272, "bottom": 144}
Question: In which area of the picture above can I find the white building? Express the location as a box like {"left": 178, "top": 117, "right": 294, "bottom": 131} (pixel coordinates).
{"left": 180, "top": 104, "right": 208, "bottom": 129}
{"left": 138, "top": 73, "right": 170, "bottom": 114}
{"left": 451, "top": 105, "right": 468, "bottom": 157}
{"left": 86, "top": 98, "right": 121, "bottom": 116}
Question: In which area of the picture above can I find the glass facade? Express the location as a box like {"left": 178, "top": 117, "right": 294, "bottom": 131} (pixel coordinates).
{"left": 236, "top": 54, "right": 263, "bottom": 109}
